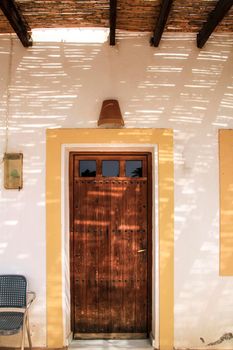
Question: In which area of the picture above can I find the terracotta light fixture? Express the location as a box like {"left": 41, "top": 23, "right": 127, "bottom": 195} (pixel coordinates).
{"left": 98, "top": 99, "right": 124, "bottom": 128}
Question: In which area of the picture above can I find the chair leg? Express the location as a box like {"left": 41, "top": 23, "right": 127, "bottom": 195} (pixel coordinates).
{"left": 26, "top": 316, "right": 32, "bottom": 350}
{"left": 21, "top": 320, "right": 26, "bottom": 350}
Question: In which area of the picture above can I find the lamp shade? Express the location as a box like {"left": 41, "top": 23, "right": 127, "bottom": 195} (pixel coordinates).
{"left": 98, "top": 99, "right": 124, "bottom": 128}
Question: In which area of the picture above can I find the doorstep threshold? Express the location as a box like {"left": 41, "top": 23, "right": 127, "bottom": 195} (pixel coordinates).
{"left": 69, "top": 338, "right": 153, "bottom": 349}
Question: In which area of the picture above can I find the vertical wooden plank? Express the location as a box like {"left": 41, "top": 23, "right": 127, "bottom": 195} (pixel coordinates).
{"left": 74, "top": 179, "right": 99, "bottom": 333}
{"left": 121, "top": 180, "right": 128, "bottom": 332}
{"left": 74, "top": 180, "right": 87, "bottom": 332}
{"left": 110, "top": 179, "right": 124, "bottom": 332}
{"left": 119, "top": 179, "right": 125, "bottom": 331}
{"left": 85, "top": 180, "right": 99, "bottom": 332}
{"left": 69, "top": 154, "right": 75, "bottom": 330}
{"left": 97, "top": 179, "right": 111, "bottom": 332}
{"left": 122, "top": 179, "right": 136, "bottom": 332}
{"left": 135, "top": 179, "right": 148, "bottom": 332}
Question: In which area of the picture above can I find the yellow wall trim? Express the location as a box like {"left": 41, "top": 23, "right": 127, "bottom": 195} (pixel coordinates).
{"left": 46, "top": 128, "right": 174, "bottom": 350}
{"left": 219, "top": 129, "right": 233, "bottom": 276}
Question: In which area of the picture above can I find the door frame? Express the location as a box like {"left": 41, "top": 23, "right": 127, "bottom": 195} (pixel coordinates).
{"left": 69, "top": 151, "right": 153, "bottom": 337}
{"left": 46, "top": 128, "right": 174, "bottom": 350}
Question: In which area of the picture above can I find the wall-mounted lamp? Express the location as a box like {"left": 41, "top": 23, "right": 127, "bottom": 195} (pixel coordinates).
{"left": 98, "top": 99, "right": 124, "bottom": 128}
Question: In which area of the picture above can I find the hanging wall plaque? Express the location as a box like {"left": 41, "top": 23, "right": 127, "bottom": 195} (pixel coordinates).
{"left": 4, "top": 153, "right": 23, "bottom": 190}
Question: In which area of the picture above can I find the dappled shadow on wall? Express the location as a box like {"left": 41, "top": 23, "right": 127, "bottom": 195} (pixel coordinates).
{"left": 118, "top": 34, "right": 233, "bottom": 129}
{"left": 0, "top": 33, "right": 232, "bottom": 133}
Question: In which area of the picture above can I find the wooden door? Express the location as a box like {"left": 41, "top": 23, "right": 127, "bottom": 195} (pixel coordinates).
{"left": 69, "top": 153, "right": 152, "bottom": 339}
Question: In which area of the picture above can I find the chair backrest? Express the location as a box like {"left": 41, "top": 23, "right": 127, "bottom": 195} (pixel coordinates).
{"left": 0, "top": 275, "right": 27, "bottom": 308}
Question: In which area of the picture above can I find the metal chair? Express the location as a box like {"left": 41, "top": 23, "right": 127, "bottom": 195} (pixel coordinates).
{"left": 0, "top": 275, "right": 36, "bottom": 350}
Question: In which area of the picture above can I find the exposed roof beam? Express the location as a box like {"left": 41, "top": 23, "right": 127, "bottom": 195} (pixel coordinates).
{"left": 110, "top": 0, "right": 117, "bottom": 45}
{"left": 197, "top": 0, "right": 233, "bottom": 48}
{"left": 150, "top": 0, "right": 173, "bottom": 46}
{"left": 0, "top": 0, "right": 32, "bottom": 47}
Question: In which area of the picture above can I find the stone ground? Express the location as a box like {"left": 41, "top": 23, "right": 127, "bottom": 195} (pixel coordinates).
{"left": 69, "top": 339, "right": 154, "bottom": 350}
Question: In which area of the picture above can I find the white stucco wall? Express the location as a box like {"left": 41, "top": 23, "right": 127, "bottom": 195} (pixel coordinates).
{"left": 0, "top": 32, "right": 233, "bottom": 348}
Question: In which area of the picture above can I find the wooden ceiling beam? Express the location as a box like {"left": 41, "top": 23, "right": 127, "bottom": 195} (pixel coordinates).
{"left": 197, "top": 0, "right": 233, "bottom": 48}
{"left": 0, "top": 0, "right": 32, "bottom": 47}
{"left": 110, "top": 0, "right": 117, "bottom": 45}
{"left": 150, "top": 0, "right": 173, "bottom": 47}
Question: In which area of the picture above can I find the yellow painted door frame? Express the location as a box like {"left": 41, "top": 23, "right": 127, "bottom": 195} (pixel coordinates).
{"left": 46, "top": 128, "right": 174, "bottom": 350}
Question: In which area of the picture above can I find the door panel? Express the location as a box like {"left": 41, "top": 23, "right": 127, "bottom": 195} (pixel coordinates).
{"left": 70, "top": 153, "right": 151, "bottom": 338}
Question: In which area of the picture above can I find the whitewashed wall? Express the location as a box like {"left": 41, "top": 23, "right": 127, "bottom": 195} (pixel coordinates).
{"left": 0, "top": 32, "right": 233, "bottom": 348}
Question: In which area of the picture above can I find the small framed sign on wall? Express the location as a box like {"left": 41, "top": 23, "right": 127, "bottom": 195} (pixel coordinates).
{"left": 4, "top": 153, "right": 23, "bottom": 190}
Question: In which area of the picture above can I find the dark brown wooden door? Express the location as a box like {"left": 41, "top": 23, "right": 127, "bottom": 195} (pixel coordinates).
{"left": 70, "top": 153, "right": 152, "bottom": 339}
